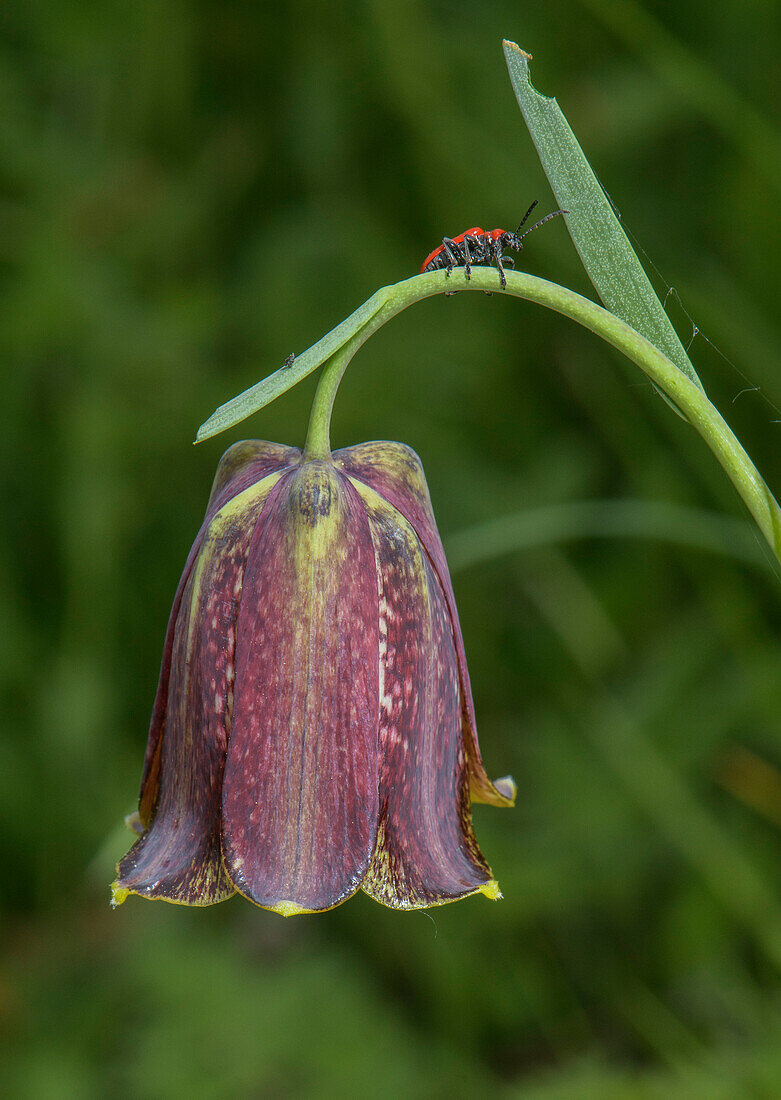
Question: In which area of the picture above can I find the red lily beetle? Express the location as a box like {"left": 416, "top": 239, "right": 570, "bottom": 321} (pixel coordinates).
{"left": 420, "top": 200, "right": 566, "bottom": 290}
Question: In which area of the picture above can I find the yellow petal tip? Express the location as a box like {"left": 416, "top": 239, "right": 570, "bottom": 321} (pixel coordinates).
{"left": 270, "top": 899, "right": 314, "bottom": 917}
{"left": 479, "top": 879, "right": 503, "bottom": 901}
{"left": 124, "top": 811, "right": 144, "bottom": 835}
{"left": 470, "top": 773, "right": 516, "bottom": 807}
{"left": 110, "top": 881, "right": 130, "bottom": 908}
{"left": 494, "top": 775, "right": 517, "bottom": 804}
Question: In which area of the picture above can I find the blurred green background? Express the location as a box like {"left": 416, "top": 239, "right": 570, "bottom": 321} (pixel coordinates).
{"left": 3, "top": 1, "right": 781, "bottom": 1096}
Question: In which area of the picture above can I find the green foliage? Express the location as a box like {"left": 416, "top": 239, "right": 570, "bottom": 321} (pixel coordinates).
{"left": 504, "top": 41, "right": 703, "bottom": 395}
{"left": 2, "top": 1, "right": 781, "bottom": 1096}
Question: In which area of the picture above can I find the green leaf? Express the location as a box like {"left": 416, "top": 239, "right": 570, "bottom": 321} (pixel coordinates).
{"left": 446, "top": 499, "right": 767, "bottom": 575}
{"left": 195, "top": 289, "right": 389, "bottom": 443}
{"left": 503, "top": 40, "right": 704, "bottom": 405}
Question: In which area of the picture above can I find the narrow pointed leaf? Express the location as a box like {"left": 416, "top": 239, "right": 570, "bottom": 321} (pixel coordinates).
{"left": 195, "top": 291, "right": 389, "bottom": 443}
{"left": 504, "top": 39, "right": 704, "bottom": 414}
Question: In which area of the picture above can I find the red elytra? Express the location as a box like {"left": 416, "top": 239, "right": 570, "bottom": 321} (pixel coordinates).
{"left": 420, "top": 227, "right": 501, "bottom": 272}
{"left": 420, "top": 202, "right": 566, "bottom": 290}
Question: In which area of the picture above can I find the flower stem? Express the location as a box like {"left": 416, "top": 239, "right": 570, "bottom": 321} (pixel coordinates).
{"left": 302, "top": 339, "right": 360, "bottom": 459}
{"left": 200, "top": 268, "right": 781, "bottom": 567}
{"left": 363, "top": 272, "right": 781, "bottom": 560}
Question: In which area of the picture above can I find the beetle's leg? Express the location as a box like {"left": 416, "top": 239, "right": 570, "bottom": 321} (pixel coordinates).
{"left": 461, "top": 235, "right": 478, "bottom": 280}
{"left": 501, "top": 256, "right": 515, "bottom": 285}
{"left": 440, "top": 238, "right": 459, "bottom": 278}
{"left": 485, "top": 238, "right": 508, "bottom": 291}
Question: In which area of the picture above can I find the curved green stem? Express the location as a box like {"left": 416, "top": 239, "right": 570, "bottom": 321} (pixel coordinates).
{"left": 302, "top": 342, "right": 356, "bottom": 459}
{"left": 352, "top": 271, "right": 781, "bottom": 560}
{"left": 303, "top": 347, "right": 349, "bottom": 459}
{"left": 198, "top": 267, "right": 781, "bottom": 564}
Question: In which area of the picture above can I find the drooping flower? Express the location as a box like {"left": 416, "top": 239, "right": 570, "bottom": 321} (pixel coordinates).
{"left": 113, "top": 440, "right": 515, "bottom": 914}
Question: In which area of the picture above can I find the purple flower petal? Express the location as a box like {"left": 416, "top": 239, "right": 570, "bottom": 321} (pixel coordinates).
{"left": 221, "top": 461, "right": 380, "bottom": 914}
{"left": 354, "top": 482, "right": 498, "bottom": 908}
{"left": 117, "top": 440, "right": 510, "bottom": 915}
{"left": 336, "top": 442, "right": 515, "bottom": 808}
{"left": 205, "top": 440, "right": 301, "bottom": 514}
{"left": 115, "top": 471, "right": 286, "bottom": 905}
{"left": 137, "top": 441, "right": 300, "bottom": 828}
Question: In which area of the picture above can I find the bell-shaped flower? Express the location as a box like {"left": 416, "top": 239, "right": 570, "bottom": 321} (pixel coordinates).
{"left": 113, "top": 441, "right": 514, "bottom": 914}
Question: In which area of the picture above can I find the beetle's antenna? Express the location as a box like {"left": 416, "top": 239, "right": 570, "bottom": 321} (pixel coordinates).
{"left": 514, "top": 200, "right": 539, "bottom": 235}
{"left": 515, "top": 208, "right": 568, "bottom": 246}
